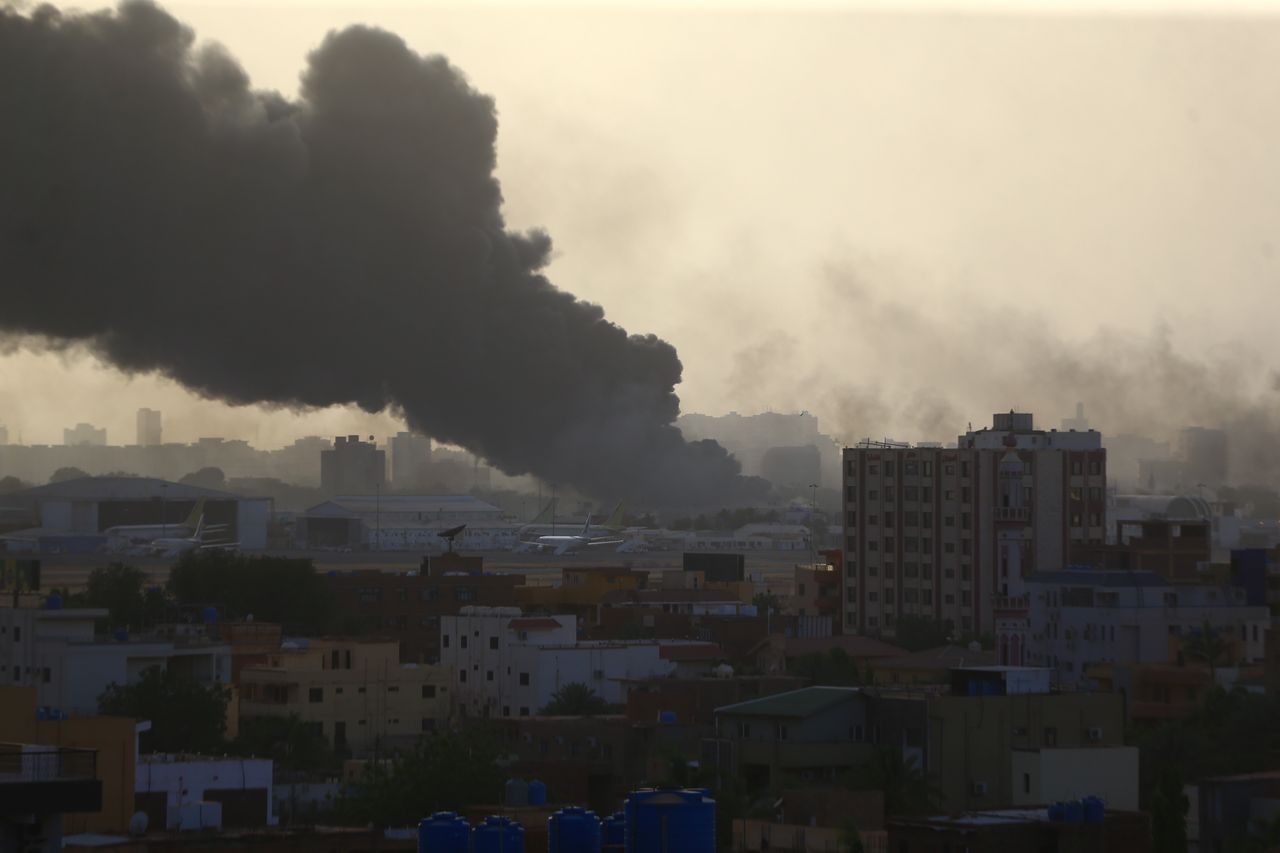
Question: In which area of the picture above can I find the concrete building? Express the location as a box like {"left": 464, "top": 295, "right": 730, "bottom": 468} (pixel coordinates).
{"left": 298, "top": 494, "right": 514, "bottom": 551}
{"left": 238, "top": 638, "right": 450, "bottom": 756}
{"left": 322, "top": 556, "right": 523, "bottom": 664}
{"left": 1179, "top": 426, "right": 1229, "bottom": 490}
{"left": 136, "top": 754, "right": 275, "bottom": 830}
{"left": 442, "top": 607, "right": 705, "bottom": 718}
{"left": 63, "top": 423, "right": 106, "bottom": 447}
{"left": 389, "top": 432, "right": 432, "bottom": 490}
{"left": 135, "top": 409, "right": 162, "bottom": 447}
{"left": 1021, "top": 570, "right": 1269, "bottom": 685}
{"left": 842, "top": 411, "right": 1107, "bottom": 637}
{"left": 0, "top": 604, "right": 229, "bottom": 716}
{"left": 0, "top": 741, "right": 102, "bottom": 852}
{"left": 320, "top": 435, "right": 385, "bottom": 495}
{"left": 1193, "top": 771, "right": 1280, "bottom": 853}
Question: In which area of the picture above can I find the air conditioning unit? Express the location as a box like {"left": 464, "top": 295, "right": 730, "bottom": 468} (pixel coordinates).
{"left": 1087, "top": 727, "right": 1103, "bottom": 742}
{"left": 971, "top": 782, "right": 988, "bottom": 796}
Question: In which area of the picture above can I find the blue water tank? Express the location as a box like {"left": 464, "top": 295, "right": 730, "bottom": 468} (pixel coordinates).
{"left": 1047, "top": 802, "right": 1066, "bottom": 822}
{"left": 624, "top": 789, "right": 715, "bottom": 853}
{"left": 505, "top": 778, "right": 529, "bottom": 807}
{"left": 45, "top": 594, "right": 62, "bottom": 610}
{"left": 473, "top": 816, "right": 524, "bottom": 853}
{"left": 1064, "top": 800, "right": 1084, "bottom": 824}
{"left": 36, "top": 707, "right": 48, "bottom": 721}
{"left": 1082, "top": 796, "right": 1105, "bottom": 824}
{"left": 113, "top": 629, "right": 129, "bottom": 642}
{"left": 528, "top": 779, "right": 548, "bottom": 806}
{"left": 658, "top": 711, "right": 677, "bottom": 724}
{"left": 417, "top": 811, "right": 470, "bottom": 853}
{"left": 202, "top": 606, "right": 217, "bottom": 625}
{"left": 548, "top": 806, "right": 601, "bottom": 853}
{"left": 603, "top": 812, "right": 626, "bottom": 850}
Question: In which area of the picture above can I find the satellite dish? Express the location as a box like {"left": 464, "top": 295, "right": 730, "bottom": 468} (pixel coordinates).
{"left": 438, "top": 524, "right": 467, "bottom": 553}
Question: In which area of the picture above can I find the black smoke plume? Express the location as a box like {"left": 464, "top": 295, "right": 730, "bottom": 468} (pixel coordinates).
{"left": 0, "top": 1, "right": 767, "bottom": 505}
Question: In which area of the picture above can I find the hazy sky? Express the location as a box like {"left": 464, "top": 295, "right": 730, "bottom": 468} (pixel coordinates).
{"left": 5, "top": 0, "right": 1280, "bottom": 448}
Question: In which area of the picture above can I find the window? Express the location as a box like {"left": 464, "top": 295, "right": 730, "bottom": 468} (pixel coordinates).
{"left": 1071, "top": 460, "right": 1082, "bottom": 475}
{"left": 922, "top": 590, "right": 933, "bottom": 605}
{"left": 869, "top": 592, "right": 879, "bottom": 602}
{"left": 846, "top": 485, "right": 856, "bottom": 502}
{"left": 904, "top": 562, "right": 918, "bottom": 578}
{"left": 945, "top": 542, "right": 955, "bottom": 554}
{"left": 868, "top": 541, "right": 879, "bottom": 552}
{"left": 421, "top": 586, "right": 440, "bottom": 601}
{"left": 868, "top": 464, "right": 879, "bottom": 475}
{"left": 777, "top": 723, "right": 788, "bottom": 741}
{"left": 422, "top": 718, "right": 436, "bottom": 732}
{"left": 489, "top": 636, "right": 499, "bottom": 650}
{"left": 923, "top": 461, "right": 933, "bottom": 476}
{"left": 944, "top": 516, "right": 954, "bottom": 527}
{"left": 945, "top": 463, "right": 956, "bottom": 475}
{"left": 961, "top": 487, "right": 971, "bottom": 502}
{"left": 884, "top": 486, "right": 896, "bottom": 501}
{"left": 847, "top": 587, "right": 858, "bottom": 603}
{"left": 309, "top": 687, "right": 323, "bottom": 703}
{"left": 487, "top": 670, "right": 494, "bottom": 682}
{"left": 1089, "top": 460, "right": 1101, "bottom": 475}
{"left": 851, "top": 724, "right": 864, "bottom": 741}
{"left": 904, "top": 537, "right": 918, "bottom": 553}
{"left": 868, "top": 514, "right": 879, "bottom": 526}
{"left": 519, "top": 672, "right": 530, "bottom": 686}
{"left": 904, "top": 511, "right": 918, "bottom": 527}
{"left": 847, "top": 460, "right": 856, "bottom": 477}
{"left": 847, "top": 511, "right": 857, "bottom": 526}
{"left": 358, "top": 587, "right": 381, "bottom": 603}
{"left": 455, "top": 587, "right": 476, "bottom": 602}
{"left": 904, "top": 462, "right": 919, "bottom": 476}
{"left": 960, "top": 462, "right": 970, "bottom": 477}
{"left": 1023, "top": 772, "right": 1031, "bottom": 794}
{"left": 846, "top": 536, "right": 856, "bottom": 551}
{"left": 422, "top": 685, "right": 437, "bottom": 699}
{"left": 443, "top": 634, "right": 450, "bottom": 649}
{"left": 459, "top": 670, "right": 467, "bottom": 683}
{"left": 1043, "top": 727, "right": 1058, "bottom": 747}
{"left": 460, "top": 635, "right": 468, "bottom": 649}
{"left": 922, "top": 512, "right": 933, "bottom": 527}
{"left": 739, "top": 721, "right": 751, "bottom": 738}
{"left": 922, "top": 486, "right": 932, "bottom": 501}
{"left": 520, "top": 707, "right": 530, "bottom": 717}
{"left": 905, "top": 487, "right": 918, "bottom": 502}
{"left": 869, "top": 490, "right": 879, "bottom": 501}
{"left": 884, "top": 511, "right": 895, "bottom": 527}
{"left": 41, "top": 667, "right": 50, "bottom": 684}
{"left": 387, "top": 685, "right": 399, "bottom": 693}
{"left": 12, "top": 627, "right": 19, "bottom": 642}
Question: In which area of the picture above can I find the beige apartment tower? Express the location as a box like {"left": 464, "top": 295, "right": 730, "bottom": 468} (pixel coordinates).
{"left": 841, "top": 412, "right": 1106, "bottom": 637}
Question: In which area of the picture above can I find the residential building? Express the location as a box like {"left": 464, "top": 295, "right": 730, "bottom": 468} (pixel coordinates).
{"left": 516, "top": 566, "right": 646, "bottom": 631}
{"left": 63, "top": 423, "right": 106, "bottom": 447}
{"left": 755, "top": 634, "right": 905, "bottom": 678}
{"left": 1022, "top": 570, "right": 1269, "bottom": 685}
{"left": 441, "top": 607, "right": 703, "bottom": 718}
{"left": 867, "top": 644, "right": 996, "bottom": 686}
{"left": 1193, "top": 771, "right": 1280, "bottom": 853}
{"left": 887, "top": 807, "right": 1150, "bottom": 853}
{"left": 389, "top": 432, "right": 432, "bottom": 490}
{"left": 1087, "top": 662, "right": 1215, "bottom": 723}
{"left": 323, "top": 557, "right": 523, "bottom": 664}
{"left": 709, "top": 686, "right": 876, "bottom": 790}
{"left": 842, "top": 412, "right": 1107, "bottom": 637}
{"left": 0, "top": 741, "right": 102, "bottom": 851}
{"left": 135, "top": 409, "right": 162, "bottom": 447}
{"left": 238, "top": 638, "right": 450, "bottom": 756}
{"left": 319, "top": 435, "right": 385, "bottom": 495}
{"left": 789, "top": 562, "right": 841, "bottom": 626}
{"left": 1179, "top": 426, "right": 1229, "bottom": 490}
{"left": 135, "top": 754, "right": 275, "bottom": 830}
{"left": 624, "top": 675, "right": 805, "bottom": 726}
{"left": 0, "top": 604, "right": 229, "bottom": 716}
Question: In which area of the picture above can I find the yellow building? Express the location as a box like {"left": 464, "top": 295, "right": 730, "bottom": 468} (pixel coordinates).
{"left": 0, "top": 685, "right": 140, "bottom": 834}
{"left": 239, "top": 639, "right": 450, "bottom": 756}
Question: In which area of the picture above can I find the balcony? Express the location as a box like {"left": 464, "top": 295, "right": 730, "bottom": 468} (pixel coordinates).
{"left": 993, "top": 507, "right": 1030, "bottom": 523}
{"left": 0, "top": 744, "right": 102, "bottom": 814}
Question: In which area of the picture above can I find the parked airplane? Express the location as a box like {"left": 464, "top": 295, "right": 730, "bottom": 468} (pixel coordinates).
{"left": 518, "top": 502, "right": 627, "bottom": 555}
{"left": 148, "top": 515, "right": 239, "bottom": 557}
{"left": 105, "top": 498, "right": 207, "bottom": 543}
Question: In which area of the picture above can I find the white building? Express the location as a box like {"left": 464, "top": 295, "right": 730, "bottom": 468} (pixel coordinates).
{"left": 137, "top": 754, "right": 275, "bottom": 829}
{"left": 1023, "top": 570, "right": 1269, "bottom": 686}
{"left": 440, "top": 607, "right": 709, "bottom": 718}
{"left": 300, "top": 495, "right": 518, "bottom": 551}
{"left": 0, "top": 605, "right": 229, "bottom": 715}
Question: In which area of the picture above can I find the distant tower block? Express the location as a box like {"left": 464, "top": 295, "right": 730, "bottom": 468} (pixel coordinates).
{"left": 137, "top": 408, "right": 162, "bottom": 446}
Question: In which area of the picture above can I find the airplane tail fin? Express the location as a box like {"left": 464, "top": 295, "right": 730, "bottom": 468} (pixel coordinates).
{"left": 192, "top": 515, "right": 205, "bottom": 541}
{"left": 580, "top": 513, "right": 592, "bottom": 537}
{"left": 604, "top": 501, "right": 626, "bottom": 530}
{"left": 181, "top": 498, "right": 205, "bottom": 531}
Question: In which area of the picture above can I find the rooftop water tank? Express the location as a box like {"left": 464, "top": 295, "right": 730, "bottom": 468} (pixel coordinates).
{"left": 473, "top": 815, "right": 524, "bottom": 853}
{"left": 505, "top": 778, "right": 529, "bottom": 808}
{"left": 1047, "top": 802, "right": 1066, "bottom": 822}
{"left": 1082, "top": 796, "right": 1105, "bottom": 824}
{"left": 202, "top": 606, "right": 217, "bottom": 625}
{"left": 417, "top": 811, "right": 470, "bottom": 853}
{"left": 603, "top": 812, "right": 626, "bottom": 851}
{"left": 528, "top": 779, "right": 548, "bottom": 807}
{"left": 657, "top": 711, "right": 677, "bottom": 724}
{"left": 45, "top": 593, "right": 62, "bottom": 610}
{"left": 1064, "top": 800, "right": 1084, "bottom": 824}
{"left": 113, "top": 629, "right": 129, "bottom": 642}
{"left": 625, "top": 788, "right": 715, "bottom": 853}
{"left": 548, "top": 806, "right": 601, "bottom": 853}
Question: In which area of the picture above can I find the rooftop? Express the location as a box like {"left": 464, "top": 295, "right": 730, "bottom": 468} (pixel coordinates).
{"left": 715, "top": 686, "right": 863, "bottom": 718}
{"left": 873, "top": 645, "right": 997, "bottom": 671}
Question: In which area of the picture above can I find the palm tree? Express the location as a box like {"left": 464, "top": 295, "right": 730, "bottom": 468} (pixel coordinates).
{"left": 1183, "top": 620, "right": 1229, "bottom": 681}
{"left": 539, "top": 682, "right": 611, "bottom": 716}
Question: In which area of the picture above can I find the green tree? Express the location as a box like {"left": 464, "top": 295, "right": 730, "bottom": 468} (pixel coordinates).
{"left": 752, "top": 592, "right": 783, "bottom": 618}
{"left": 1150, "top": 768, "right": 1189, "bottom": 853}
{"left": 336, "top": 729, "right": 504, "bottom": 827}
{"left": 849, "top": 744, "right": 940, "bottom": 816}
{"left": 49, "top": 466, "right": 89, "bottom": 483}
{"left": 892, "top": 616, "right": 955, "bottom": 653}
{"left": 1183, "top": 620, "right": 1229, "bottom": 679}
{"left": 540, "top": 682, "right": 612, "bottom": 716}
{"left": 83, "top": 563, "right": 166, "bottom": 630}
{"left": 98, "top": 666, "right": 228, "bottom": 754}
{"left": 179, "top": 466, "right": 227, "bottom": 490}
{"left": 789, "top": 648, "right": 862, "bottom": 686}
{"left": 0, "top": 475, "right": 26, "bottom": 494}
{"left": 840, "top": 819, "right": 867, "bottom": 853}
{"left": 168, "top": 551, "right": 337, "bottom": 633}
{"left": 232, "top": 714, "right": 337, "bottom": 773}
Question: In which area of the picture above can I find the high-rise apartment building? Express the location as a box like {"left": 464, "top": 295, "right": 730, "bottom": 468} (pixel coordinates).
{"left": 841, "top": 412, "right": 1106, "bottom": 637}
{"left": 136, "top": 408, "right": 162, "bottom": 446}
{"left": 320, "top": 435, "right": 386, "bottom": 494}
{"left": 63, "top": 423, "right": 106, "bottom": 446}
{"left": 390, "top": 431, "right": 432, "bottom": 489}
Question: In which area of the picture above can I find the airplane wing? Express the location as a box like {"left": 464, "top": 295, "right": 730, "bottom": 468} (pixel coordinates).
{"left": 586, "top": 538, "right": 627, "bottom": 547}
{"left": 199, "top": 541, "right": 240, "bottom": 551}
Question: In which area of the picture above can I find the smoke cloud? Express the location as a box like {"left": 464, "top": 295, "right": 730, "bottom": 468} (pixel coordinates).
{"left": 0, "top": 1, "right": 767, "bottom": 505}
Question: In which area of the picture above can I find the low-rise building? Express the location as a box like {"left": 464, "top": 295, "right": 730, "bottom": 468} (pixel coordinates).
{"left": 1023, "top": 570, "right": 1269, "bottom": 686}
{"left": 887, "top": 807, "right": 1150, "bottom": 853}
{"left": 238, "top": 638, "right": 449, "bottom": 756}
{"left": 0, "top": 741, "right": 102, "bottom": 852}
{"left": 0, "top": 603, "right": 229, "bottom": 716}
{"left": 135, "top": 754, "right": 275, "bottom": 830}
{"left": 867, "top": 644, "right": 996, "bottom": 686}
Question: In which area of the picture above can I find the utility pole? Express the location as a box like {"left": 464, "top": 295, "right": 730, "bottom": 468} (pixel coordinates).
{"left": 375, "top": 482, "right": 381, "bottom": 552}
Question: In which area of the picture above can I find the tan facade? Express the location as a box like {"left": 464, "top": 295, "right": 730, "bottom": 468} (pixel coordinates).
{"left": 239, "top": 639, "right": 450, "bottom": 756}
{"left": 842, "top": 415, "right": 1106, "bottom": 637}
